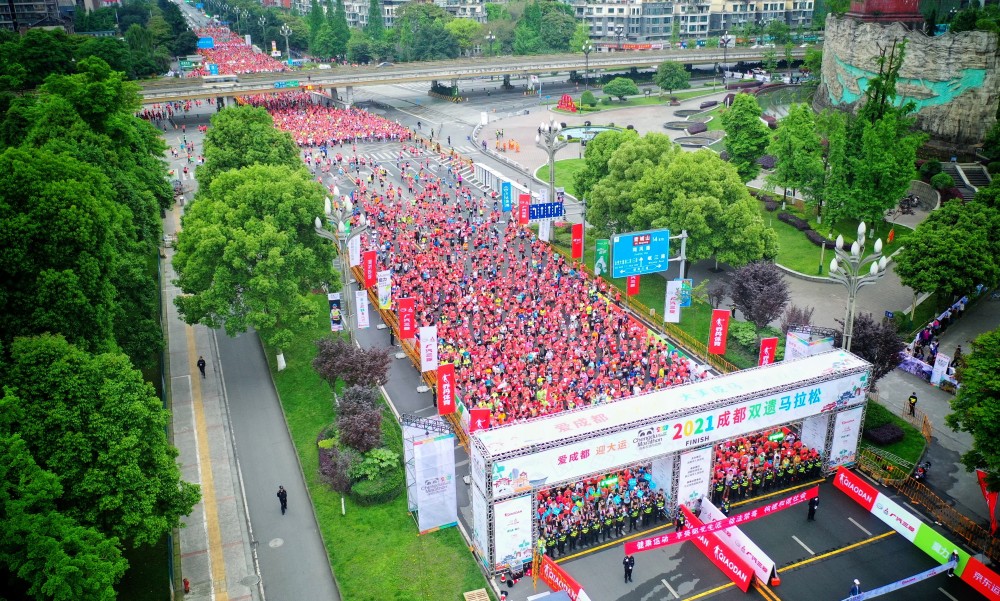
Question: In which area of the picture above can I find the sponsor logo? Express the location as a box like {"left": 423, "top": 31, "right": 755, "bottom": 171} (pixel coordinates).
{"left": 713, "top": 545, "right": 749, "bottom": 582}
{"left": 632, "top": 425, "right": 669, "bottom": 450}
{"left": 875, "top": 500, "right": 918, "bottom": 534}
{"left": 420, "top": 475, "right": 452, "bottom": 495}
{"left": 838, "top": 471, "right": 874, "bottom": 504}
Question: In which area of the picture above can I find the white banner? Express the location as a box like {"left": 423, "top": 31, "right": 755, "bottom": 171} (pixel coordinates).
{"left": 665, "top": 280, "right": 682, "bottom": 323}
{"left": 348, "top": 235, "right": 361, "bottom": 267}
{"left": 784, "top": 329, "right": 835, "bottom": 362}
{"left": 677, "top": 447, "right": 713, "bottom": 509}
{"left": 539, "top": 219, "right": 551, "bottom": 242}
{"left": 355, "top": 290, "right": 370, "bottom": 329}
{"left": 651, "top": 454, "right": 675, "bottom": 504}
{"left": 800, "top": 413, "right": 830, "bottom": 456}
{"left": 871, "top": 492, "right": 920, "bottom": 542}
{"left": 472, "top": 485, "right": 490, "bottom": 567}
{"left": 828, "top": 406, "right": 864, "bottom": 470}
{"left": 377, "top": 269, "right": 392, "bottom": 310}
{"left": 419, "top": 326, "right": 438, "bottom": 372}
{"left": 701, "top": 498, "right": 777, "bottom": 583}
{"left": 930, "top": 353, "right": 951, "bottom": 386}
{"left": 414, "top": 434, "right": 458, "bottom": 534}
{"left": 493, "top": 495, "right": 533, "bottom": 571}
{"left": 402, "top": 423, "right": 423, "bottom": 512}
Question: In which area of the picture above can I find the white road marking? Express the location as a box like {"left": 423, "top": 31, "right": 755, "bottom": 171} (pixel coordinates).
{"left": 938, "top": 587, "right": 959, "bottom": 601}
{"left": 792, "top": 535, "right": 815, "bottom": 555}
{"left": 848, "top": 517, "right": 872, "bottom": 536}
{"left": 661, "top": 578, "right": 680, "bottom": 599}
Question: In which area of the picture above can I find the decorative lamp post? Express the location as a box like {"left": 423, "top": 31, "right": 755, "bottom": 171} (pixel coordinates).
{"left": 259, "top": 15, "right": 267, "bottom": 46}
{"left": 486, "top": 30, "right": 496, "bottom": 57}
{"left": 582, "top": 40, "right": 594, "bottom": 89}
{"left": 615, "top": 24, "right": 625, "bottom": 50}
{"left": 280, "top": 23, "right": 293, "bottom": 63}
{"left": 240, "top": 8, "right": 249, "bottom": 35}
{"left": 828, "top": 221, "right": 888, "bottom": 352}
{"left": 535, "top": 118, "right": 566, "bottom": 207}
{"left": 317, "top": 204, "right": 369, "bottom": 343}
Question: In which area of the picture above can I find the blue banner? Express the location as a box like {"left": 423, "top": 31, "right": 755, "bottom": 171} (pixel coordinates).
{"left": 528, "top": 202, "right": 563, "bottom": 222}
{"left": 197, "top": 36, "right": 215, "bottom": 49}
{"left": 208, "top": 63, "right": 219, "bottom": 75}
{"left": 501, "top": 181, "right": 512, "bottom": 212}
{"left": 611, "top": 229, "right": 671, "bottom": 279}
{"left": 843, "top": 562, "right": 954, "bottom": 600}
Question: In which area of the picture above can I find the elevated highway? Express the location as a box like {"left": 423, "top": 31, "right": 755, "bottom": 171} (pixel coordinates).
{"left": 139, "top": 46, "right": 815, "bottom": 104}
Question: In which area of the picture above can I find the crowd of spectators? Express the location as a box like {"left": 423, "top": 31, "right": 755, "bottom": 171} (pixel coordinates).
{"left": 186, "top": 27, "right": 287, "bottom": 76}
{"left": 709, "top": 429, "right": 822, "bottom": 509}
{"left": 241, "top": 93, "right": 413, "bottom": 145}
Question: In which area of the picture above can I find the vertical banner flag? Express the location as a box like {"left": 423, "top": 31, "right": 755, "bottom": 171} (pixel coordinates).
{"left": 518, "top": 194, "right": 530, "bottom": 225}
{"left": 759, "top": 337, "right": 779, "bottom": 366}
{"left": 437, "top": 363, "right": 456, "bottom": 415}
{"left": 501, "top": 181, "right": 512, "bottom": 212}
{"left": 355, "top": 290, "right": 370, "bottom": 329}
{"left": 362, "top": 250, "right": 377, "bottom": 288}
{"left": 469, "top": 407, "right": 491, "bottom": 433}
{"left": 398, "top": 298, "right": 415, "bottom": 338}
{"left": 708, "top": 309, "right": 730, "bottom": 354}
{"left": 678, "top": 278, "right": 693, "bottom": 307}
{"left": 977, "top": 469, "right": 999, "bottom": 534}
{"left": 539, "top": 219, "right": 551, "bottom": 242}
{"left": 413, "top": 434, "right": 458, "bottom": 534}
{"left": 419, "top": 326, "right": 438, "bottom": 372}
{"left": 571, "top": 223, "right": 584, "bottom": 259}
{"left": 348, "top": 234, "right": 361, "bottom": 267}
{"left": 377, "top": 270, "right": 392, "bottom": 310}
{"left": 594, "top": 239, "right": 610, "bottom": 277}
{"left": 665, "top": 279, "right": 682, "bottom": 323}
{"left": 538, "top": 188, "right": 548, "bottom": 204}
{"left": 327, "top": 293, "right": 343, "bottom": 332}
{"left": 627, "top": 275, "right": 640, "bottom": 296}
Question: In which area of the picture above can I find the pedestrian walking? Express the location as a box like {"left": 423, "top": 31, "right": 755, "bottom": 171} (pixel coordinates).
{"left": 277, "top": 485, "right": 288, "bottom": 515}
{"left": 908, "top": 392, "right": 917, "bottom": 416}
{"left": 623, "top": 555, "right": 635, "bottom": 583}
{"left": 949, "top": 549, "right": 960, "bottom": 577}
{"left": 849, "top": 579, "right": 862, "bottom": 597}
{"left": 197, "top": 355, "right": 206, "bottom": 378}
{"left": 807, "top": 496, "right": 819, "bottom": 521}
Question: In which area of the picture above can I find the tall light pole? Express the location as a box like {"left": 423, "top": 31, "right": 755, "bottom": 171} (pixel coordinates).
{"left": 582, "top": 40, "right": 593, "bottom": 88}
{"left": 615, "top": 23, "right": 625, "bottom": 50}
{"left": 828, "top": 222, "right": 888, "bottom": 352}
{"left": 486, "top": 30, "right": 496, "bottom": 57}
{"left": 258, "top": 15, "right": 267, "bottom": 47}
{"left": 240, "top": 8, "right": 249, "bottom": 36}
{"left": 316, "top": 198, "right": 370, "bottom": 343}
{"left": 280, "top": 23, "right": 292, "bottom": 63}
{"left": 535, "top": 117, "right": 566, "bottom": 206}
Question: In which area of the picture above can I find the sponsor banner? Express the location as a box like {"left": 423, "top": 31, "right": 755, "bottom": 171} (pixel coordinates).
{"left": 414, "top": 434, "right": 458, "bottom": 534}
{"left": 626, "top": 275, "right": 640, "bottom": 296}
{"left": 961, "top": 556, "right": 1000, "bottom": 600}
{"left": 327, "top": 293, "right": 343, "bottom": 332}
{"left": 625, "top": 487, "right": 818, "bottom": 555}
{"left": 469, "top": 407, "right": 491, "bottom": 433}
{"left": 701, "top": 498, "right": 776, "bottom": 584}
{"left": 540, "top": 556, "right": 593, "bottom": 601}
{"left": 437, "top": 363, "right": 456, "bottom": 415}
{"left": 398, "top": 298, "right": 415, "bottom": 338}
{"left": 650, "top": 454, "right": 675, "bottom": 505}
{"left": 419, "top": 326, "right": 438, "bottom": 372}
{"left": 493, "top": 495, "right": 533, "bottom": 571}
{"left": 571, "top": 223, "right": 584, "bottom": 259}
{"left": 758, "top": 337, "right": 779, "bottom": 366}
{"left": 930, "top": 352, "right": 951, "bottom": 386}
{"left": 355, "top": 290, "right": 370, "bottom": 329}
{"left": 977, "top": 469, "right": 999, "bottom": 534}
{"left": 844, "top": 562, "right": 955, "bottom": 601}
{"left": 799, "top": 413, "right": 830, "bottom": 454}
{"left": 539, "top": 219, "right": 551, "bottom": 242}
{"left": 501, "top": 181, "right": 512, "bottom": 212}
{"left": 348, "top": 235, "right": 361, "bottom": 267}
{"left": 362, "top": 250, "right": 377, "bottom": 288}
{"left": 683, "top": 505, "right": 753, "bottom": 592}
{"left": 828, "top": 406, "right": 864, "bottom": 469}
{"left": 677, "top": 447, "right": 712, "bottom": 508}
{"left": 832, "top": 467, "right": 878, "bottom": 512}
{"left": 872, "top": 492, "right": 921, "bottom": 542}
{"left": 708, "top": 309, "right": 730, "bottom": 354}
{"left": 913, "top": 523, "right": 969, "bottom": 574}
{"left": 594, "top": 239, "right": 610, "bottom": 277}
{"left": 518, "top": 194, "right": 530, "bottom": 225}
{"left": 665, "top": 280, "right": 682, "bottom": 323}
{"left": 377, "top": 270, "right": 392, "bottom": 310}
{"left": 677, "top": 278, "right": 693, "bottom": 308}
{"left": 471, "top": 485, "right": 490, "bottom": 567}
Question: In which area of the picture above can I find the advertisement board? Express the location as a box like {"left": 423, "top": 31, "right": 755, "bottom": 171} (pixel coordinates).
{"left": 708, "top": 309, "right": 730, "bottom": 354}
{"left": 784, "top": 329, "right": 835, "bottom": 362}
{"left": 931, "top": 353, "right": 951, "bottom": 386}
{"left": 493, "top": 496, "right": 533, "bottom": 571}
{"left": 437, "top": 363, "right": 456, "bottom": 415}
{"left": 611, "top": 229, "right": 671, "bottom": 278}
{"left": 471, "top": 483, "right": 490, "bottom": 567}
{"left": 665, "top": 280, "right": 682, "bottom": 323}
{"left": 683, "top": 505, "right": 753, "bottom": 592}
{"left": 398, "top": 298, "right": 415, "bottom": 338}
{"left": 676, "top": 447, "right": 712, "bottom": 508}
{"left": 355, "top": 290, "right": 369, "bottom": 329}
{"left": 594, "top": 239, "right": 610, "bottom": 277}
{"left": 419, "top": 326, "right": 438, "bottom": 372}
{"left": 414, "top": 434, "right": 458, "bottom": 534}
{"left": 348, "top": 235, "right": 361, "bottom": 267}
{"left": 828, "top": 406, "right": 864, "bottom": 469}
{"left": 470, "top": 441, "right": 488, "bottom": 495}
{"left": 540, "top": 556, "right": 593, "bottom": 601}
{"left": 327, "top": 292, "right": 343, "bottom": 332}
{"left": 501, "top": 181, "right": 512, "bottom": 212}
{"left": 799, "top": 413, "right": 830, "bottom": 455}
{"left": 701, "top": 498, "right": 776, "bottom": 583}
{"left": 362, "top": 250, "right": 377, "bottom": 288}
{"left": 377, "top": 270, "right": 391, "bottom": 310}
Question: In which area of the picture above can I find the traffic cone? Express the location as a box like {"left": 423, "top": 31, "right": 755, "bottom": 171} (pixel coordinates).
{"left": 770, "top": 575, "right": 781, "bottom": 587}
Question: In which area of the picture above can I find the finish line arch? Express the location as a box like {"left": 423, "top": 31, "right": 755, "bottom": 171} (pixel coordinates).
{"left": 467, "top": 349, "right": 872, "bottom": 574}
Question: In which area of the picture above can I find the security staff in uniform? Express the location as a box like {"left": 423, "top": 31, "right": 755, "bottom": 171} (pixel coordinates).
{"left": 629, "top": 503, "right": 640, "bottom": 532}
{"left": 642, "top": 498, "right": 654, "bottom": 527}
{"left": 776, "top": 464, "right": 786, "bottom": 487}
{"left": 713, "top": 479, "right": 725, "bottom": 504}
{"left": 721, "top": 496, "right": 731, "bottom": 516}
{"left": 616, "top": 506, "right": 627, "bottom": 536}
{"left": 765, "top": 467, "right": 776, "bottom": 491}
{"left": 569, "top": 521, "right": 579, "bottom": 551}
{"left": 580, "top": 519, "right": 591, "bottom": 548}
{"left": 590, "top": 515, "right": 601, "bottom": 545}
{"left": 537, "top": 533, "right": 547, "bottom": 558}
{"left": 603, "top": 511, "right": 614, "bottom": 542}
{"left": 798, "top": 462, "right": 807, "bottom": 482}
{"left": 752, "top": 472, "right": 762, "bottom": 497}
{"left": 557, "top": 527, "right": 567, "bottom": 556}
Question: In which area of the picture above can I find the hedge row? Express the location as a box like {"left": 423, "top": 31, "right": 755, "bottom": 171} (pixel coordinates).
{"left": 863, "top": 424, "right": 905, "bottom": 446}
{"left": 687, "top": 122, "right": 708, "bottom": 134}
{"left": 351, "top": 467, "right": 405, "bottom": 506}
{"left": 777, "top": 212, "right": 835, "bottom": 249}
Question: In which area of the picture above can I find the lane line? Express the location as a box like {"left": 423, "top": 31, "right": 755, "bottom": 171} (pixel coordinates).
{"left": 455, "top": 459, "right": 470, "bottom": 467}
{"left": 661, "top": 578, "right": 680, "bottom": 599}
{"left": 791, "top": 535, "right": 815, "bottom": 555}
{"left": 849, "top": 517, "right": 872, "bottom": 536}
{"left": 938, "top": 587, "right": 959, "bottom": 601}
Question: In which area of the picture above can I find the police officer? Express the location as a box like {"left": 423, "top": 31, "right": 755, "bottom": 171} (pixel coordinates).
{"left": 655, "top": 492, "right": 666, "bottom": 523}
{"left": 776, "top": 464, "right": 786, "bottom": 487}
{"left": 713, "top": 479, "right": 725, "bottom": 504}
{"left": 569, "top": 521, "right": 579, "bottom": 552}
{"left": 590, "top": 515, "right": 601, "bottom": 545}
{"left": 721, "top": 496, "right": 731, "bottom": 516}
{"left": 616, "top": 506, "right": 627, "bottom": 536}
{"left": 642, "top": 498, "right": 654, "bottom": 527}
{"left": 580, "top": 519, "right": 591, "bottom": 547}
{"left": 603, "top": 511, "right": 614, "bottom": 542}
{"left": 764, "top": 467, "right": 775, "bottom": 491}
{"left": 537, "top": 532, "right": 547, "bottom": 558}
{"left": 798, "top": 462, "right": 807, "bottom": 482}
{"left": 675, "top": 509, "right": 686, "bottom": 532}
{"left": 557, "top": 526, "right": 567, "bottom": 557}
{"left": 629, "top": 503, "right": 640, "bottom": 532}
{"left": 752, "top": 472, "right": 762, "bottom": 498}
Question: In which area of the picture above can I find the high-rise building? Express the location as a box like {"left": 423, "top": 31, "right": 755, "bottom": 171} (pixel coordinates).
{"left": 0, "top": 0, "right": 73, "bottom": 31}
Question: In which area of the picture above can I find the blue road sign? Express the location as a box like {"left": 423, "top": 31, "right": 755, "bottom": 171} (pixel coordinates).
{"left": 528, "top": 202, "right": 564, "bottom": 222}
{"left": 611, "top": 229, "right": 671, "bottom": 279}
{"left": 501, "top": 182, "right": 512, "bottom": 212}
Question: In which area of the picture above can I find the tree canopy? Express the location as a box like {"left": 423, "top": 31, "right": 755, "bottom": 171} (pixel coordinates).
{"left": 947, "top": 328, "right": 1000, "bottom": 490}
{"left": 729, "top": 261, "right": 790, "bottom": 331}
{"left": 602, "top": 77, "right": 639, "bottom": 102}
{"left": 654, "top": 61, "right": 690, "bottom": 95}
{"left": 198, "top": 105, "right": 302, "bottom": 190}
{"left": 721, "top": 93, "right": 771, "bottom": 183}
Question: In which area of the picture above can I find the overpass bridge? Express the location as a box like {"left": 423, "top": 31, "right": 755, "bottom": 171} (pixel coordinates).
{"left": 138, "top": 46, "right": 815, "bottom": 105}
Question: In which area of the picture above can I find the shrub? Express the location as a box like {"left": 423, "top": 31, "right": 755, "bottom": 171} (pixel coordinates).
{"left": 318, "top": 438, "right": 337, "bottom": 449}
{"left": 757, "top": 155, "right": 776, "bottom": 170}
{"left": 319, "top": 445, "right": 358, "bottom": 493}
{"left": 764, "top": 200, "right": 779, "bottom": 212}
{"left": 863, "top": 423, "right": 905, "bottom": 446}
{"left": 930, "top": 172, "right": 955, "bottom": 190}
{"left": 581, "top": 90, "right": 597, "bottom": 107}
{"left": 349, "top": 447, "right": 401, "bottom": 482}
{"left": 728, "top": 320, "right": 759, "bottom": 348}
{"left": 350, "top": 467, "right": 404, "bottom": 506}
{"left": 338, "top": 386, "right": 384, "bottom": 453}
{"left": 919, "top": 160, "right": 942, "bottom": 179}
{"left": 805, "top": 229, "right": 835, "bottom": 249}
{"left": 777, "top": 211, "right": 810, "bottom": 231}
{"left": 601, "top": 97, "right": 612, "bottom": 105}
{"left": 988, "top": 162, "right": 1000, "bottom": 175}
{"left": 941, "top": 187, "right": 964, "bottom": 202}
{"left": 687, "top": 122, "right": 708, "bottom": 134}
{"left": 863, "top": 402, "right": 894, "bottom": 429}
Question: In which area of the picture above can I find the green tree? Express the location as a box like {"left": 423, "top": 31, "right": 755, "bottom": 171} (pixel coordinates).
{"left": 946, "top": 328, "right": 1000, "bottom": 490}
{"left": 580, "top": 90, "right": 597, "bottom": 107}
{"left": 1, "top": 333, "right": 200, "bottom": 546}
{"left": 412, "top": 19, "right": 459, "bottom": 60}
{"left": 762, "top": 48, "right": 778, "bottom": 73}
{"left": 365, "top": 0, "right": 385, "bottom": 41}
{"left": 173, "top": 164, "right": 336, "bottom": 353}
{"left": 75, "top": 37, "right": 132, "bottom": 76}
{"left": 847, "top": 111, "right": 923, "bottom": 225}
{"left": 766, "top": 103, "right": 824, "bottom": 209}
{"left": 393, "top": 2, "right": 453, "bottom": 61}
{"left": 308, "top": 0, "right": 326, "bottom": 45}
{"left": 574, "top": 128, "right": 640, "bottom": 201}
{"left": 802, "top": 47, "right": 822, "bottom": 84}
{"left": 312, "top": 23, "right": 339, "bottom": 59}
{"left": 569, "top": 23, "right": 590, "bottom": 53}
{"left": 10, "top": 29, "right": 76, "bottom": 89}
{"left": 331, "top": 0, "right": 351, "bottom": 57}
{"left": 602, "top": 77, "right": 639, "bottom": 102}
{"left": 539, "top": 10, "right": 577, "bottom": 52}
{"left": 198, "top": 105, "right": 301, "bottom": 190}
{"left": 654, "top": 61, "right": 690, "bottom": 95}
{"left": 513, "top": 21, "right": 543, "bottom": 55}
{"left": 721, "top": 93, "right": 771, "bottom": 182}
{"left": 765, "top": 20, "right": 791, "bottom": 44}
{"left": 485, "top": 2, "right": 510, "bottom": 22}
{"left": 445, "top": 18, "right": 483, "bottom": 56}
{"left": 347, "top": 29, "right": 374, "bottom": 63}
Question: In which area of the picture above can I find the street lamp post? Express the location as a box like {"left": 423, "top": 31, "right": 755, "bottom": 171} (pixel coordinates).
{"left": 486, "top": 30, "right": 496, "bottom": 57}
{"left": 240, "top": 8, "right": 248, "bottom": 36}
{"left": 828, "top": 222, "right": 888, "bottom": 352}
{"left": 258, "top": 15, "right": 267, "bottom": 47}
{"left": 280, "top": 23, "right": 292, "bottom": 63}
{"left": 316, "top": 199, "right": 370, "bottom": 343}
{"left": 535, "top": 117, "right": 567, "bottom": 207}
{"left": 615, "top": 24, "right": 625, "bottom": 50}
{"left": 582, "top": 41, "right": 593, "bottom": 88}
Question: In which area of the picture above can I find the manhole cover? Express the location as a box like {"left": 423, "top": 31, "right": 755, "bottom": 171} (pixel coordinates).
{"left": 240, "top": 574, "right": 261, "bottom": 586}
{"left": 269, "top": 538, "right": 284, "bottom": 548}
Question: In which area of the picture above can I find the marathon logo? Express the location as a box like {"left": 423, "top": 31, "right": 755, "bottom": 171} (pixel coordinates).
{"left": 632, "top": 425, "right": 668, "bottom": 451}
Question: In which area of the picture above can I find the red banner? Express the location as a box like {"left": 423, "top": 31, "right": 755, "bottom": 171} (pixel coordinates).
{"left": 977, "top": 469, "right": 999, "bottom": 535}
{"left": 362, "top": 250, "right": 377, "bottom": 288}
{"left": 437, "top": 363, "right": 456, "bottom": 415}
{"left": 571, "top": 223, "right": 584, "bottom": 259}
{"left": 758, "top": 337, "right": 779, "bottom": 366}
{"left": 518, "top": 194, "right": 530, "bottom": 225}
{"left": 469, "top": 407, "right": 491, "bottom": 433}
{"left": 832, "top": 467, "right": 878, "bottom": 512}
{"left": 397, "top": 298, "right": 415, "bottom": 338}
{"left": 624, "top": 487, "right": 818, "bottom": 555}
{"left": 961, "top": 556, "right": 1000, "bottom": 600}
{"left": 708, "top": 309, "right": 730, "bottom": 355}
{"left": 539, "top": 555, "right": 591, "bottom": 601}
{"left": 683, "top": 505, "right": 753, "bottom": 592}
{"left": 626, "top": 275, "right": 640, "bottom": 296}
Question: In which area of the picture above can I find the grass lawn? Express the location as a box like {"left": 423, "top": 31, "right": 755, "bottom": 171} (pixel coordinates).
{"left": 862, "top": 402, "right": 926, "bottom": 470}
{"left": 556, "top": 86, "right": 725, "bottom": 114}
{"left": 265, "top": 296, "right": 492, "bottom": 601}
{"left": 702, "top": 105, "right": 726, "bottom": 132}
{"left": 533, "top": 158, "right": 586, "bottom": 197}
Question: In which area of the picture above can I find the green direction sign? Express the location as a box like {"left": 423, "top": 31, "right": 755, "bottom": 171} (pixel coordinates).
{"left": 179, "top": 60, "right": 194, "bottom": 69}
{"left": 273, "top": 80, "right": 300, "bottom": 89}
{"left": 594, "top": 239, "right": 610, "bottom": 277}
{"left": 768, "top": 431, "right": 785, "bottom": 442}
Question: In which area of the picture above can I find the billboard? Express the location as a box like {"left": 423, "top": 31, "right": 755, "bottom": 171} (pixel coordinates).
{"left": 828, "top": 405, "right": 864, "bottom": 470}
{"left": 611, "top": 229, "right": 670, "bottom": 278}
{"left": 414, "top": 434, "right": 458, "bottom": 534}
{"left": 784, "top": 328, "right": 835, "bottom": 362}
{"left": 701, "top": 498, "right": 777, "bottom": 584}
{"left": 528, "top": 202, "right": 564, "bottom": 222}
{"left": 493, "top": 496, "right": 533, "bottom": 571}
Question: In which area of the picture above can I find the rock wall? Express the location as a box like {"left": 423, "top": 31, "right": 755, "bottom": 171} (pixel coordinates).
{"left": 816, "top": 17, "right": 999, "bottom": 146}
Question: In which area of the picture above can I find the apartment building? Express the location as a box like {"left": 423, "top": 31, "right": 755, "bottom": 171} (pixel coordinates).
{"left": 0, "top": 0, "right": 73, "bottom": 31}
